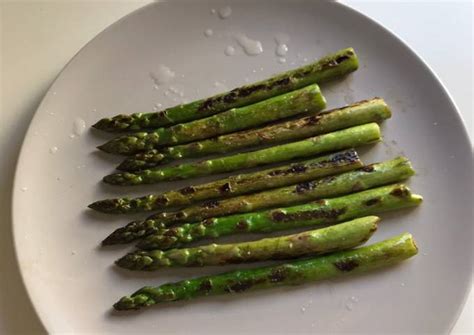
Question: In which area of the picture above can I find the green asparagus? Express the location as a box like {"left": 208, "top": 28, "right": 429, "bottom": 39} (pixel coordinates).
{"left": 102, "top": 157, "right": 414, "bottom": 245}
{"left": 90, "top": 149, "right": 362, "bottom": 214}
{"left": 98, "top": 84, "right": 326, "bottom": 155}
{"left": 103, "top": 123, "right": 381, "bottom": 185}
{"left": 134, "top": 184, "right": 421, "bottom": 250}
{"left": 114, "top": 232, "right": 418, "bottom": 310}
{"left": 116, "top": 216, "right": 378, "bottom": 270}
{"left": 105, "top": 158, "right": 414, "bottom": 248}
{"left": 93, "top": 48, "right": 358, "bottom": 133}
{"left": 118, "top": 98, "right": 390, "bottom": 171}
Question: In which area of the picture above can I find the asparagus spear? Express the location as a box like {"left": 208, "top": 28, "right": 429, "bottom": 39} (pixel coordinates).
{"left": 98, "top": 84, "right": 326, "bottom": 155}
{"left": 118, "top": 98, "right": 390, "bottom": 171}
{"left": 94, "top": 48, "right": 358, "bottom": 133}
{"left": 114, "top": 232, "right": 418, "bottom": 310}
{"left": 90, "top": 149, "right": 362, "bottom": 214}
{"left": 103, "top": 157, "right": 414, "bottom": 245}
{"left": 133, "top": 184, "right": 421, "bottom": 250}
{"left": 116, "top": 216, "right": 378, "bottom": 270}
{"left": 103, "top": 123, "right": 381, "bottom": 185}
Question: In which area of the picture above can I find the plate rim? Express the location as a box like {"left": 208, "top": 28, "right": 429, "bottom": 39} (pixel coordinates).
{"left": 11, "top": 1, "right": 473, "bottom": 333}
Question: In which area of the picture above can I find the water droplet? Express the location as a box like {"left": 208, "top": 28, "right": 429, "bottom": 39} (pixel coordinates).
{"left": 235, "top": 33, "right": 263, "bottom": 56}
{"left": 259, "top": 67, "right": 264, "bottom": 71}
{"left": 350, "top": 296, "right": 358, "bottom": 303}
{"left": 91, "top": 108, "right": 97, "bottom": 113}
{"left": 21, "top": 187, "right": 28, "bottom": 192}
{"left": 180, "top": 74, "right": 185, "bottom": 78}
{"left": 422, "top": 252, "right": 428, "bottom": 256}
{"left": 400, "top": 282, "right": 406, "bottom": 287}
{"left": 48, "top": 111, "right": 55, "bottom": 116}
{"left": 278, "top": 57, "right": 286, "bottom": 64}
{"left": 276, "top": 44, "right": 289, "bottom": 56}
{"left": 449, "top": 155, "right": 455, "bottom": 159}
{"left": 154, "top": 85, "right": 160, "bottom": 90}
{"left": 150, "top": 65, "right": 175, "bottom": 86}
{"left": 179, "top": 92, "right": 185, "bottom": 97}
{"left": 164, "top": 91, "right": 170, "bottom": 97}
{"left": 433, "top": 122, "right": 438, "bottom": 126}
{"left": 210, "top": 8, "right": 216, "bottom": 15}
{"left": 252, "top": 69, "right": 257, "bottom": 73}
{"left": 204, "top": 28, "right": 213, "bottom": 37}
{"left": 69, "top": 134, "right": 76, "bottom": 139}
{"left": 244, "top": 77, "right": 249, "bottom": 82}
{"left": 73, "top": 118, "right": 86, "bottom": 136}
{"left": 311, "top": 322, "right": 316, "bottom": 328}
{"left": 49, "top": 146, "right": 58, "bottom": 154}
{"left": 52, "top": 91, "right": 57, "bottom": 95}
{"left": 345, "top": 302, "right": 353, "bottom": 311}
{"left": 224, "top": 45, "right": 236, "bottom": 56}
{"left": 218, "top": 6, "right": 232, "bottom": 19}
{"left": 300, "top": 306, "right": 306, "bottom": 313}
{"left": 303, "top": 57, "right": 308, "bottom": 62}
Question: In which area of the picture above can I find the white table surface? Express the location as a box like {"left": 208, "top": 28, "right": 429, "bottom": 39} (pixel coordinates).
{"left": 0, "top": 1, "right": 472, "bottom": 334}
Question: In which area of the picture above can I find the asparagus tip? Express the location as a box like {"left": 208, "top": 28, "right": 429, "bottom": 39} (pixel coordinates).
{"left": 96, "top": 143, "right": 110, "bottom": 152}
{"left": 102, "top": 174, "right": 120, "bottom": 185}
{"left": 102, "top": 230, "right": 125, "bottom": 245}
{"left": 87, "top": 202, "right": 99, "bottom": 210}
{"left": 88, "top": 199, "right": 118, "bottom": 213}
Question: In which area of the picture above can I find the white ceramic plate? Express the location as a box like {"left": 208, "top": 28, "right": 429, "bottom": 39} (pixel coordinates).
{"left": 13, "top": 1, "right": 473, "bottom": 333}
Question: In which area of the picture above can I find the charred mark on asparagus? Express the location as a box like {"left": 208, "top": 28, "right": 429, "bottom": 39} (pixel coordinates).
{"left": 199, "top": 78, "right": 293, "bottom": 112}
{"left": 198, "top": 279, "right": 213, "bottom": 293}
{"left": 201, "top": 200, "right": 220, "bottom": 208}
{"left": 271, "top": 208, "right": 347, "bottom": 222}
{"left": 360, "top": 165, "right": 375, "bottom": 172}
{"left": 390, "top": 187, "right": 411, "bottom": 198}
{"left": 334, "top": 259, "right": 359, "bottom": 272}
{"left": 179, "top": 186, "right": 196, "bottom": 195}
{"left": 219, "top": 183, "right": 232, "bottom": 194}
{"left": 268, "top": 267, "right": 289, "bottom": 283}
{"left": 154, "top": 197, "right": 169, "bottom": 206}
{"left": 364, "top": 197, "right": 382, "bottom": 206}
{"left": 236, "top": 220, "right": 250, "bottom": 231}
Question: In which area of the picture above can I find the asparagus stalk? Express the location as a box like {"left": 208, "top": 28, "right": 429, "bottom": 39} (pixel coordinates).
{"left": 94, "top": 48, "right": 358, "bottom": 133}
{"left": 90, "top": 149, "right": 362, "bottom": 214}
{"left": 98, "top": 84, "right": 326, "bottom": 155}
{"left": 102, "top": 157, "right": 414, "bottom": 245}
{"left": 114, "top": 232, "right": 418, "bottom": 310}
{"left": 133, "top": 184, "right": 421, "bottom": 250}
{"left": 103, "top": 123, "right": 381, "bottom": 185}
{"left": 118, "top": 98, "right": 390, "bottom": 171}
{"left": 116, "top": 216, "right": 379, "bottom": 270}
